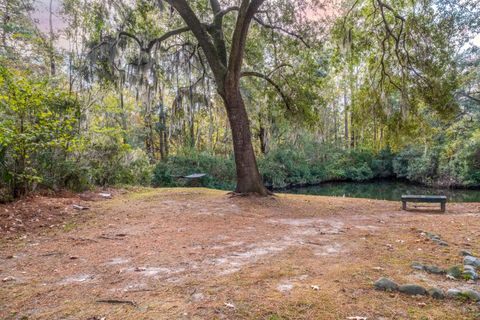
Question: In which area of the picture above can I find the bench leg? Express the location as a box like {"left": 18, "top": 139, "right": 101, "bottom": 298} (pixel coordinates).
{"left": 402, "top": 201, "right": 407, "bottom": 211}
{"left": 440, "top": 202, "right": 446, "bottom": 213}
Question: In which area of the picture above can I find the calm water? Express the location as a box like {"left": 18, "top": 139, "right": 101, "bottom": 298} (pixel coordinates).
{"left": 281, "top": 180, "right": 480, "bottom": 203}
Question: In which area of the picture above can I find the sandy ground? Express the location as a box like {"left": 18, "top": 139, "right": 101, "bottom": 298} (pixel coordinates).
{"left": 1, "top": 188, "right": 480, "bottom": 320}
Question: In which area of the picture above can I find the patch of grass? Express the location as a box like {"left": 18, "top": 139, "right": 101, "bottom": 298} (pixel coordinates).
{"left": 63, "top": 222, "right": 77, "bottom": 232}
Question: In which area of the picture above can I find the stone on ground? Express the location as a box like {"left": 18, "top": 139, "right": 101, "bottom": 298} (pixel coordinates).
{"left": 464, "top": 256, "right": 480, "bottom": 268}
{"left": 446, "top": 266, "right": 462, "bottom": 279}
{"left": 446, "top": 289, "right": 462, "bottom": 299}
{"left": 428, "top": 287, "right": 445, "bottom": 300}
{"left": 461, "top": 290, "right": 480, "bottom": 302}
{"left": 374, "top": 278, "right": 399, "bottom": 292}
{"left": 398, "top": 284, "right": 427, "bottom": 296}
{"left": 424, "top": 265, "right": 445, "bottom": 275}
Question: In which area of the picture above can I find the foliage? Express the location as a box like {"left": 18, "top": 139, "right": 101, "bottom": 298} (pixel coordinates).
{"left": 0, "top": 65, "right": 79, "bottom": 197}
{"left": 152, "top": 151, "right": 236, "bottom": 190}
{"left": 1, "top": 0, "right": 480, "bottom": 200}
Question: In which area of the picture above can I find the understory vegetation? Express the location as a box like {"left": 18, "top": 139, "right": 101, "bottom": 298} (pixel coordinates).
{"left": 0, "top": 0, "right": 479, "bottom": 201}
{"left": 152, "top": 135, "right": 480, "bottom": 190}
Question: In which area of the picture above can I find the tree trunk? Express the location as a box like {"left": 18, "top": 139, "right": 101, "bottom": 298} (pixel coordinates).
{"left": 222, "top": 86, "right": 269, "bottom": 195}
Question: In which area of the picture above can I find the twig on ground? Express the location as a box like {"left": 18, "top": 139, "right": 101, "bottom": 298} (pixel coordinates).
{"left": 96, "top": 299, "right": 137, "bottom": 307}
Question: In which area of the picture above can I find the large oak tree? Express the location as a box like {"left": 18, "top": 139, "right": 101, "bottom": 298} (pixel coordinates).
{"left": 98, "top": 0, "right": 320, "bottom": 195}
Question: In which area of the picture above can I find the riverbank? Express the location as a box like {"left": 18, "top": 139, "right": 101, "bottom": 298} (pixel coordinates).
{"left": 1, "top": 188, "right": 480, "bottom": 319}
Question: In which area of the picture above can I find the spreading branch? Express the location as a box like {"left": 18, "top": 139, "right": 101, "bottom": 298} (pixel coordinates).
{"left": 253, "top": 16, "right": 310, "bottom": 48}
{"left": 166, "top": 0, "right": 226, "bottom": 83}
{"left": 241, "top": 71, "right": 291, "bottom": 110}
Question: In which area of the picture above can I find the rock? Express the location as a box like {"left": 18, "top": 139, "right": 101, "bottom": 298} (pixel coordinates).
{"left": 411, "top": 262, "right": 424, "bottom": 270}
{"left": 424, "top": 232, "right": 440, "bottom": 240}
{"left": 446, "top": 288, "right": 462, "bottom": 299}
{"left": 433, "top": 239, "right": 449, "bottom": 246}
{"left": 428, "top": 287, "right": 445, "bottom": 299}
{"left": 462, "top": 269, "right": 478, "bottom": 280}
{"left": 464, "top": 256, "right": 480, "bottom": 268}
{"left": 374, "top": 278, "right": 399, "bottom": 292}
{"left": 462, "top": 290, "right": 480, "bottom": 302}
{"left": 424, "top": 265, "right": 445, "bottom": 275}
{"left": 398, "top": 284, "right": 427, "bottom": 296}
{"left": 460, "top": 250, "right": 473, "bottom": 256}
{"left": 464, "top": 265, "right": 476, "bottom": 272}
{"left": 447, "top": 266, "right": 462, "bottom": 279}
{"left": 99, "top": 193, "right": 112, "bottom": 199}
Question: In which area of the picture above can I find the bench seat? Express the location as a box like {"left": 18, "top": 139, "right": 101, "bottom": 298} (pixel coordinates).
{"left": 401, "top": 195, "right": 447, "bottom": 212}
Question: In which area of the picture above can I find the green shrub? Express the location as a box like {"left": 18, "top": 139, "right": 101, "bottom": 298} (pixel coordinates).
{"left": 152, "top": 152, "right": 236, "bottom": 190}
{"left": 393, "top": 147, "right": 423, "bottom": 178}
{"left": 259, "top": 148, "right": 312, "bottom": 188}
{"left": 346, "top": 162, "right": 374, "bottom": 181}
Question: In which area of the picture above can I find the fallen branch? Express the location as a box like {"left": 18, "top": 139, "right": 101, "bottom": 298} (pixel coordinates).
{"left": 96, "top": 299, "right": 137, "bottom": 307}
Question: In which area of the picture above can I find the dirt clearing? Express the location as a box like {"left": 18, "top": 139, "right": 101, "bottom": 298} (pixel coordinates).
{"left": 1, "top": 188, "right": 480, "bottom": 319}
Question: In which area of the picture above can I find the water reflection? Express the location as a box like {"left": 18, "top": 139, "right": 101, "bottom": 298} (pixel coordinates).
{"left": 282, "top": 180, "right": 480, "bottom": 203}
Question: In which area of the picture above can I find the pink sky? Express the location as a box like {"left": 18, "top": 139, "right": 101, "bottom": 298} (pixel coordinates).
{"left": 33, "top": 0, "right": 480, "bottom": 48}
{"left": 33, "top": 0, "right": 65, "bottom": 32}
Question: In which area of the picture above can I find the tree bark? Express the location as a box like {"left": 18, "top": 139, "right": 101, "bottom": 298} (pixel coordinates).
{"left": 222, "top": 85, "right": 269, "bottom": 195}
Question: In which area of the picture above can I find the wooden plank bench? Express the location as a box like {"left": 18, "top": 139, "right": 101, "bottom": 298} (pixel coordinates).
{"left": 173, "top": 173, "right": 207, "bottom": 187}
{"left": 401, "top": 195, "right": 447, "bottom": 212}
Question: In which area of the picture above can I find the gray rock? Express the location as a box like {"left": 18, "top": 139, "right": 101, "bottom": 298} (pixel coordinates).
{"left": 433, "top": 239, "right": 449, "bottom": 246}
{"left": 464, "top": 265, "right": 476, "bottom": 272}
{"left": 464, "top": 256, "right": 480, "bottom": 268}
{"left": 428, "top": 287, "right": 445, "bottom": 300}
{"left": 374, "top": 278, "right": 399, "bottom": 292}
{"left": 446, "top": 288, "right": 462, "bottom": 299}
{"left": 424, "top": 265, "right": 445, "bottom": 275}
{"left": 460, "top": 250, "right": 473, "bottom": 256}
{"left": 447, "top": 266, "right": 462, "bottom": 278}
{"left": 462, "top": 269, "right": 479, "bottom": 280}
{"left": 424, "top": 232, "right": 440, "bottom": 240}
{"left": 411, "top": 262, "right": 425, "bottom": 270}
{"left": 462, "top": 290, "right": 480, "bottom": 302}
{"left": 398, "top": 284, "right": 427, "bottom": 296}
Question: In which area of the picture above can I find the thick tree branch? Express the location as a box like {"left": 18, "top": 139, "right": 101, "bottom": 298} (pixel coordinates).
{"left": 229, "top": 0, "right": 266, "bottom": 81}
{"left": 146, "top": 26, "right": 190, "bottom": 52}
{"left": 241, "top": 71, "right": 291, "bottom": 110}
{"left": 215, "top": 6, "right": 240, "bottom": 21}
{"left": 209, "top": 4, "right": 238, "bottom": 67}
{"left": 117, "top": 27, "right": 190, "bottom": 54}
{"left": 118, "top": 31, "right": 143, "bottom": 48}
{"left": 166, "top": 0, "right": 226, "bottom": 84}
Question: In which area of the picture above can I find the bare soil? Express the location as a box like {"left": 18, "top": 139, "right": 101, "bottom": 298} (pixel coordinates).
{"left": 1, "top": 188, "right": 479, "bottom": 319}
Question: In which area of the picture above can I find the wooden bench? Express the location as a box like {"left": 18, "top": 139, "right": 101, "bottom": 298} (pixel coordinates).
{"left": 401, "top": 195, "right": 447, "bottom": 212}
{"left": 174, "top": 173, "right": 207, "bottom": 187}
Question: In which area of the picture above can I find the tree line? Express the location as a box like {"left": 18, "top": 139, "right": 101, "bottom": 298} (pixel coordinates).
{"left": 0, "top": 0, "right": 479, "bottom": 201}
